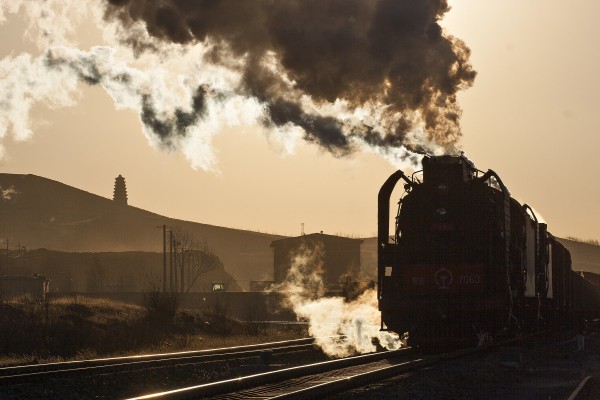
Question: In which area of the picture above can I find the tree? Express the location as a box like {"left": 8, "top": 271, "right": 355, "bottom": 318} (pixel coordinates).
{"left": 171, "top": 227, "right": 219, "bottom": 292}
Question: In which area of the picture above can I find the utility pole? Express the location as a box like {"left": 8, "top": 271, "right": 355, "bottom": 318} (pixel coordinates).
{"left": 173, "top": 240, "right": 178, "bottom": 292}
{"left": 169, "top": 229, "right": 173, "bottom": 292}
{"left": 186, "top": 250, "right": 191, "bottom": 292}
{"left": 5, "top": 238, "right": 9, "bottom": 272}
{"left": 181, "top": 250, "right": 185, "bottom": 292}
{"left": 162, "top": 225, "right": 167, "bottom": 292}
{"left": 157, "top": 225, "right": 171, "bottom": 292}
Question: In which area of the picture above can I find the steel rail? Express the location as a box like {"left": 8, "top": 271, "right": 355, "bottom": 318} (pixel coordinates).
{"left": 268, "top": 346, "right": 491, "bottom": 399}
{"left": 0, "top": 337, "right": 325, "bottom": 384}
{"left": 267, "top": 334, "right": 544, "bottom": 400}
{"left": 126, "top": 348, "right": 416, "bottom": 400}
{"left": 129, "top": 333, "right": 535, "bottom": 400}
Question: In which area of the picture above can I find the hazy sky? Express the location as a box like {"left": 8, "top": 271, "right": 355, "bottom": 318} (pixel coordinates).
{"left": 1, "top": 1, "right": 599, "bottom": 240}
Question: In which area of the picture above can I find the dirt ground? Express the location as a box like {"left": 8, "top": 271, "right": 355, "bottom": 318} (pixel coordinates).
{"left": 329, "top": 332, "right": 600, "bottom": 399}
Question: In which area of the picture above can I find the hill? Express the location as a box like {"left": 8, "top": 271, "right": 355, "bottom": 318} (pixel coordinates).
{"left": 557, "top": 238, "right": 600, "bottom": 274}
{"left": 0, "top": 174, "right": 283, "bottom": 290}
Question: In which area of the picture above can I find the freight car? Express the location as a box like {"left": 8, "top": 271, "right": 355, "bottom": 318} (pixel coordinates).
{"left": 377, "top": 154, "right": 599, "bottom": 347}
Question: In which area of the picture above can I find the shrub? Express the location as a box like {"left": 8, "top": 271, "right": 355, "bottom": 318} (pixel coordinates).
{"left": 143, "top": 290, "right": 180, "bottom": 327}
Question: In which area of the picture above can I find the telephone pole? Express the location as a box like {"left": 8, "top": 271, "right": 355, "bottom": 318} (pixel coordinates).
{"left": 173, "top": 239, "right": 179, "bottom": 291}
{"left": 169, "top": 229, "right": 174, "bottom": 292}
{"left": 157, "top": 225, "right": 171, "bottom": 292}
{"left": 162, "top": 225, "right": 167, "bottom": 292}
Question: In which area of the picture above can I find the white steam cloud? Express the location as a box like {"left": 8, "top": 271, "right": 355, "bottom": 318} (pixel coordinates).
{"left": 0, "top": 1, "right": 260, "bottom": 171}
{"left": 0, "top": 1, "right": 264, "bottom": 171}
{"left": 274, "top": 243, "right": 401, "bottom": 357}
{"left": 1, "top": 185, "right": 17, "bottom": 201}
{"left": 0, "top": 0, "right": 442, "bottom": 171}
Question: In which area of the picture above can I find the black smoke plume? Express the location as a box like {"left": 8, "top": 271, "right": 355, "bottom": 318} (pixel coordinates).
{"left": 141, "top": 86, "right": 208, "bottom": 148}
{"left": 104, "top": 0, "right": 476, "bottom": 157}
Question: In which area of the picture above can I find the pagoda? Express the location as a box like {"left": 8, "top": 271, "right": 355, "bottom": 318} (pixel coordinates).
{"left": 113, "top": 175, "right": 128, "bottom": 206}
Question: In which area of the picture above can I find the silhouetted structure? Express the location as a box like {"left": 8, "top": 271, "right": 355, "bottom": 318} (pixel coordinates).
{"left": 271, "top": 233, "right": 362, "bottom": 288}
{"left": 113, "top": 175, "right": 128, "bottom": 206}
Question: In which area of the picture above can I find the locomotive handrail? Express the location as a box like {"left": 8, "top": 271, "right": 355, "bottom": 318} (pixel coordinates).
{"left": 522, "top": 203, "right": 539, "bottom": 300}
{"left": 477, "top": 169, "right": 510, "bottom": 196}
{"left": 478, "top": 169, "right": 515, "bottom": 325}
{"left": 410, "top": 169, "right": 423, "bottom": 183}
{"left": 522, "top": 204, "right": 538, "bottom": 224}
{"left": 477, "top": 169, "right": 512, "bottom": 248}
{"left": 477, "top": 169, "right": 511, "bottom": 245}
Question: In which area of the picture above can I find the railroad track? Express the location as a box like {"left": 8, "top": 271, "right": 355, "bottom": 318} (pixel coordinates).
{"left": 129, "top": 337, "right": 528, "bottom": 400}
{"left": 0, "top": 337, "right": 321, "bottom": 386}
{"left": 126, "top": 347, "right": 423, "bottom": 399}
{"left": 1, "top": 334, "right": 533, "bottom": 399}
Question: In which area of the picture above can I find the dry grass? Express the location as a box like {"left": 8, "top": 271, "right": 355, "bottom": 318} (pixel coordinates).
{"left": 0, "top": 295, "right": 147, "bottom": 362}
{"left": 0, "top": 295, "right": 307, "bottom": 367}
{"left": 134, "top": 327, "right": 308, "bottom": 356}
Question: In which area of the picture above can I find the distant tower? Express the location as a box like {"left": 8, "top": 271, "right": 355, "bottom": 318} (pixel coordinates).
{"left": 113, "top": 175, "right": 128, "bottom": 206}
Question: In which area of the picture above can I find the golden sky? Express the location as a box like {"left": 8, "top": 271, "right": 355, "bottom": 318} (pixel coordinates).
{"left": 1, "top": 1, "right": 598, "bottom": 240}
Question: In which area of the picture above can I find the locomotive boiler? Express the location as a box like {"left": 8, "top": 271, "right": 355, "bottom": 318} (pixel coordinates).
{"left": 377, "top": 154, "right": 575, "bottom": 347}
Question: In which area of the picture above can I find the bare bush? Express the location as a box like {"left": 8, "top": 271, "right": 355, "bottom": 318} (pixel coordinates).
{"left": 143, "top": 278, "right": 180, "bottom": 326}
{"left": 171, "top": 227, "right": 219, "bottom": 292}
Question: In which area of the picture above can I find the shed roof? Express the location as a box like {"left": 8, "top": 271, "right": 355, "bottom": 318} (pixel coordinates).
{"left": 270, "top": 233, "right": 363, "bottom": 247}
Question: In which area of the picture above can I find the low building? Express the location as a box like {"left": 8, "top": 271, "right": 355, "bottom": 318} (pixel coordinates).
{"left": 0, "top": 274, "right": 50, "bottom": 300}
{"left": 271, "top": 233, "right": 363, "bottom": 289}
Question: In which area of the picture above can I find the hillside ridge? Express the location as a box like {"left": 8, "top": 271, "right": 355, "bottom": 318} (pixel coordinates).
{"left": 0, "top": 173, "right": 284, "bottom": 290}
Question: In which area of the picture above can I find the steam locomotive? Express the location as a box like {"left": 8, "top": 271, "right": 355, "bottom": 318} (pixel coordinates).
{"left": 377, "top": 154, "right": 598, "bottom": 347}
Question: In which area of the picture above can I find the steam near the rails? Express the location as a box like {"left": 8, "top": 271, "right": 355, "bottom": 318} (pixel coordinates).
{"left": 0, "top": 0, "right": 476, "bottom": 169}
{"left": 1, "top": 185, "right": 17, "bottom": 201}
{"left": 274, "top": 243, "right": 401, "bottom": 357}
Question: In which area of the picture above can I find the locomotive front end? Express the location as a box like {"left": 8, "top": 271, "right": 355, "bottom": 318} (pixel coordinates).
{"left": 378, "top": 155, "right": 507, "bottom": 347}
